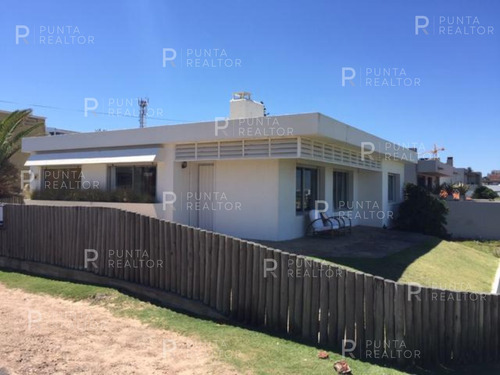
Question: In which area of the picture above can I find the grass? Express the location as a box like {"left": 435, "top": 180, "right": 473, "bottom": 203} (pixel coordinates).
{"left": 0, "top": 270, "right": 418, "bottom": 375}
{"left": 327, "top": 239, "right": 499, "bottom": 293}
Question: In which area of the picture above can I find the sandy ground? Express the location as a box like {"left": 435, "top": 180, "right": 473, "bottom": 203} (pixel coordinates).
{"left": 0, "top": 284, "right": 239, "bottom": 375}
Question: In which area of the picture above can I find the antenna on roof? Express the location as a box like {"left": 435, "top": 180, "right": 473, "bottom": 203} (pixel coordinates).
{"left": 138, "top": 98, "right": 149, "bottom": 128}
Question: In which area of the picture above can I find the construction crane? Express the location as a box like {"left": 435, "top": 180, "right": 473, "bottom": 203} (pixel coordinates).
{"left": 419, "top": 144, "right": 445, "bottom": 160}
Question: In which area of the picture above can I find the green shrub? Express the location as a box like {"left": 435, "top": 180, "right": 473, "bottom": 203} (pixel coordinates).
{"left": 31, "top": 188, "right": 155, "bottom": 203}
{"left": 472, "top": 186, "right": 499, "bottom": 200}
{"left": 396, "top": 183, "right": 449, "bottom": 238}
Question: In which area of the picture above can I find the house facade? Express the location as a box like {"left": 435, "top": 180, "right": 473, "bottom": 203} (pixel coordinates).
{"left": 22, "top": 93, "right": 417, "bottom": 241}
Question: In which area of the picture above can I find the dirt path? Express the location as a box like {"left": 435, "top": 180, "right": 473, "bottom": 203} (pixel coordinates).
{"left": 0, "top": 284, "right": 238, "bottom": 375}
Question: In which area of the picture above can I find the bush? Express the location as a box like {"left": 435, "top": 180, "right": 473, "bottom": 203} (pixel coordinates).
{"left": 0, "top": 160, "right": 21, "bottom": 198}
{"left": 31, "top": 188, "right": 155, "bottom": 203}
{"left": 472, "top": 186, "right": 499, "bottom": 200}
{"left": 396, "top": 183, "right": 449, "bottom": 238}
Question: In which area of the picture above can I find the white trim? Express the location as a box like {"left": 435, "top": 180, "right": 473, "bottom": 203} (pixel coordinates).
{"left": 25, "top": 147, "right": 161, "bottom": 166}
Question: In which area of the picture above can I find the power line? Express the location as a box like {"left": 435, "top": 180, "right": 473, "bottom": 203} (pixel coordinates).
{"left": 0, "top": 99, "right": 190, "bottom": 123}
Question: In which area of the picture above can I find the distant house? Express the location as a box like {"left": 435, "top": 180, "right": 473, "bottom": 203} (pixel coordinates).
{"left": 22, "top": 93, "right": 417, "bottom": 241}
{"left": 415, "top": 155, "right": 482, "bottom": 190}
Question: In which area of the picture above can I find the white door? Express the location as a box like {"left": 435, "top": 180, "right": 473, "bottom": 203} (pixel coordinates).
{"left": 198, "top": 164, "right": 214, "bottom": 231}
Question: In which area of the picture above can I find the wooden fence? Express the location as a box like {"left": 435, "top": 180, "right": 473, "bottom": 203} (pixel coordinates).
{"left": 0, "top": 204, "right": 498, "bottom": 368}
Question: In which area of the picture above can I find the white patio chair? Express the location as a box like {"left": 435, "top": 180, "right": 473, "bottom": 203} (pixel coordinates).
{"left": 306, "top": 209, "right": 341, "bottom": 237}
{"left": 325, "top": 208, "right": 352, "bottom": 234}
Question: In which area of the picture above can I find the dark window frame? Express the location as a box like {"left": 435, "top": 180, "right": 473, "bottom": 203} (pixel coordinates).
{"left": 333, "top": 171, "right": 350, "bottom": 210}
{"left": 296, "top": 167, "right": 318, "bottom": 214}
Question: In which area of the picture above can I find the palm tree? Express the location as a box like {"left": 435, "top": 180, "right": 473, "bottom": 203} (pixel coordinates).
{"left": 0, "top": 109, "right": 43, "bottom": 197}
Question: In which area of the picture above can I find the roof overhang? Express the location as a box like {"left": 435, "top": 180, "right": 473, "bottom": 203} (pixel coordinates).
{"left": 25, "top": 147, "right": 161, "bottom": 167}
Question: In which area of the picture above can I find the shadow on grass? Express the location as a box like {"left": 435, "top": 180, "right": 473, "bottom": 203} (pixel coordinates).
{"left": 322, "top": 237, "right": 443, "bottom": 282}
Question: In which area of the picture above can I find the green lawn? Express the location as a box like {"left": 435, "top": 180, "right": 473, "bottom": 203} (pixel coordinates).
{"left": 328, "top": 239, "right": 500, "bottom": 293}
{"left": 0, "top": 270, "right": 420, "bottom": 375}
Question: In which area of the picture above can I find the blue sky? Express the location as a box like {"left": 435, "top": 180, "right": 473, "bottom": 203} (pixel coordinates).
{"left": 0, "top": 0, "right": 498, "bottom": 174}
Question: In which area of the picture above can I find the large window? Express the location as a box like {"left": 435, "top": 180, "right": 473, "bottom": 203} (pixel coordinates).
{"left": 333, "top": 171, "right": 350, "bottom": 210}
{"left": 296, "top": 167, "right": 318, "bottom": 213}
{"left": 111, "top": 166, "right": 157, "bottom": 200}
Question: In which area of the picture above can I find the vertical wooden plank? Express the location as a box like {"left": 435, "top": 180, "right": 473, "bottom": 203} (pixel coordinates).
{"left": 345, "top": 271, "right": 356, "bottom": 349}
{"left": 264, "top": 248, "right": 274, "bottom": 327}
{"left": 180, "top": 225, "right": 188, "bottom": 297}
{"left": 230, "top": 238, "right": 239, "bottom": 319}
{"left": 186, "top": 227, "right": 194, "bottom": 299}
{"left": 250, "top": 243, "right": 260, "bottom": 325}
{"left": 169, "top": 222, "right": 177, "bottom": 293}
{"left": 196, "top": 230, "right": 204, "bottom": 301}
{"left": 459, "top": 292, "right": 469, "bottom": 364}
{"left": 310, "top": 260, "right": 320, "bottom": 343}
{"left": 272, "top": 250, "right": 281, "bottom": 331}
{"left": 319, "top": 263, "right": 329, "bottom": 346}
{"left": 421, "top": 287, "right": 431, "bottom": 366}
{"left": 384, "top": 280, "right": 396, "bottom": 362}
{"left": 328, "top": 266, "right": 339, "bottom": 348}
{"left": 279, "top": 252, "right": 289, "bottom": 333}
{"left": 244, "top": 242, "right": 253, "bottom": 324}
{"left": 203, "top": 231, "right": 213, "bottom": 306}
{"left": 355, "top": 272, "right": 365, "bottom": 360}
{"left": 364, "top": 274, "right": 374, "bottom": 357}
{"left": 210, "top": 233, "right": 219, "bottom": 309}
{"left": 394, "top": 283, "right": 405, "bottom": 366}
{"left": 192, "top": 229, "right": 200, "bottom": 300}
{"left": 216, "top": 235, "right": 225, "bottom": 312}
{"left": 287, "top": 254, "right": 297, "bottom": 334}
{"left": 118, "top": 210, "right": 126, "bottom": 280}
{"left": 492, "top": 294, "right": 499, "bottom": 362}
{"left": 428, "top": 287, "right": 439, "bottom": 365}
{"left": 257, "top": 246, "right": 267, "bottom": 326}
{"left": 452, "top": 292, "right": 462, "bottom": 364}
{"left": 238, "top": 240, "right": 247, "bottom": 322}
{"left": 483, "top": 294, "right": 491, "bottom": 362}
{"left": 222, "top": 236, "right": 232, "bottom": 316}
{"left": 373, "top": 277, "right": 384, "bottom": 357}
{"left": 293, "top": 256, "right": 304, "bottom": 336}
{"left": 158, "top": 220, "right": 166, "bottom": 290}
{"left": 301, "top": 257, "right": 312, "bottom": 340}
{"left": 445, "top": 291, "right": 454, "bottom": 363}
{"left": 175, "top": 224, "right": 182, "bottom": 294}
{"left": 336, "top": 267, "right": 346, "bottom": 347}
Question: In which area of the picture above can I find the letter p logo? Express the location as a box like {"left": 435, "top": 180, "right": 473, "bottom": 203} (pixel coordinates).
{"left": 341, "top": 67, "right": 356, "bottom": 87}
{"left": 415, "top": 16, "right": 429, "bottom": 35}
{"left": 162, "top": 48, "right": 177, "bottom": 67}
{"left": 16, "top": 25, "right": 30, "bottom": 45}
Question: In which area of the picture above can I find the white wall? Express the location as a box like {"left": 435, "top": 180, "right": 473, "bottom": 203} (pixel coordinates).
{"left": 446, "top": 200, "right": 500, "bottom": 240}
{"left": 171, "top": 159, "right": 280, "bottom": 241}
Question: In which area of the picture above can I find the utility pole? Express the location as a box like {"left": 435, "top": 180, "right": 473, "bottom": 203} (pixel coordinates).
{"left": 138, "top": 98, "right": 149, "bottom": 128}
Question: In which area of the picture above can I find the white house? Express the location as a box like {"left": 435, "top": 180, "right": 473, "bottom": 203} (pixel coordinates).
{"left": 22, "top": 92, "right": 417, "bottom": 241}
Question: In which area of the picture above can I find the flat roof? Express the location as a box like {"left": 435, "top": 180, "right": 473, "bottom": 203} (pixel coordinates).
{"left": 22, "top": 112, "right": 417, "bottom": 163}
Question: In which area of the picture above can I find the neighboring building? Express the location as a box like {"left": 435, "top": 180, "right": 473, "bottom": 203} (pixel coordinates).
{"left": 415, "top": 155, "right": 481, "bottom": 191}
{"left": 46, "top": 127, "right": 78, "bottom": 136}
{"left": 22, "top": 93, "right": 417, "bottom": 241}
{"left": 484, "top": 170, "right": 500, "bottom": 185}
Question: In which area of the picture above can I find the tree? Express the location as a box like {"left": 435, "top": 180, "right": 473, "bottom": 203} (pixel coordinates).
{"left": 472, "top": 186, "right": 499, "bottom": 200}
{"left": 0, "top": 109, "right": 43, "bottom": 197}
{"left": 396, "top": 183, "right": 449, "bottom": 237}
